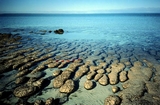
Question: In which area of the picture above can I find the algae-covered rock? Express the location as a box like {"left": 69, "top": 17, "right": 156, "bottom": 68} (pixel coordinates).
{"left": 45, "top": 97, "right": 55, "bottom": 105}
{"left": 94, "top": 73, "right": 103, "bottom": 81}
{"left": 104, "top": 95, "right": 121, "bottom": 105}
{"left": 84, "top": 80, "right": 94, "bottom": 90}
{"left": 13, "top": 85, "right": 37, "bottom": 98}
{"left": 108, "top": 71, "right": 118, "bottom": 85}
{"left": 112, "top": 86, "right": 119, "bottom": 93}
{"left": 59, "top": 79, "right": 75, "bottom": 94}
{"left": 98, "top": 74, "right": 109, "bottom": 86}
{"left": 119, "top": 71, "right": 128, "bottom": 82}
{"left": 53, "top": 70, "right": 72, "bottom": 88}
{"left": 86, "top": 71, "right": 96, "bottom": 80}
{"left": 52, "top": 69, "right": 62, "bottom": 77}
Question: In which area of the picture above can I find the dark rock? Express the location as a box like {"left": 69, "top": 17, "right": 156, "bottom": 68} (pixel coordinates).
{"left": 48, "top": 30, "right": 52, "bottom": 33}
{"left": 54, "top": 29, "right": 64, "bottom": 34}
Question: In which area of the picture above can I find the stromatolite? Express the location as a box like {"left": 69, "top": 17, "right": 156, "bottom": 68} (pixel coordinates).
{"left": 74, "top": 65, "right": 88, "bottom": 80}
{"left": 52, "top": 69, "right": 62, "bottom": 77}
{"left": 53, "top": 70, "right": 72, "bottom": 88}
{"left": 86, "top": 71, "right": 96, "bottom": 80}
{"left": 94, "top": 73, "right": 103, "bottom": 81}
{"left": 13, "top": 85, "right": 37, "bottom": 98}
{"left": 104, "top": 95, "right": 121, "bottom": 105}
{"left": 59, "top": 79, "right": 75, "bottom": 94}
{"left": 84, "top": 80, "right": 94, "bottom": 90}
{"left": 45, "top": 97, "right": 55, "bottom": 105}
{"left": 112, "top": 86, "right": 119, "bottom": 93}
{"left": 119, "top": 71, "right": 128, "bottom": 82}
{"left": 108, "top": 71, "right": 118, "bottom": 85}
{"left": 98, "top": 74, "right": 109, "bottom": 86}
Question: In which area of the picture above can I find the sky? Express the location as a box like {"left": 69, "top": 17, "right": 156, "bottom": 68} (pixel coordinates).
{"left": 0, "top": 0, "right": 160, "bottom": 13}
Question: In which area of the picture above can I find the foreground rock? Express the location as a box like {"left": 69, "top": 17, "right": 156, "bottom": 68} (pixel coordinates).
{"left": 13, "top": 85, "right": 37, "bottom": 98}
{"left": 98, "top": 74, "right": 109, "bottom": 86}
{"left": 53, "top": 70, "right": 72, "bottom": 88}
{"left": 108, "top": 71, "right": 118, "bottom": 85}
{"left": 84, "top": 80, "right": 94, "bottom": 90}
{"left": 104, "top": 95, "right": 121, "bottom": 105}
{"left": 59, "top": 79, "right": 75, "bottom": 94}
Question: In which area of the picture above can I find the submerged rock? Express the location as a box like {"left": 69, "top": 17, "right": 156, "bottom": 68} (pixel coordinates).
{"left": 13, "top": 85, "right": 37, "bottom": 98}
{"left": 94, "top": 73, "right": 103, "bottom": 81}
{"left": 59, "top": 79, "right": 75, "bottom": 94}
{"left": 52, "top": 69, "right": 62, "bottom": 77}
{"left": 104, "top": 95, "right": 121, "bottom": 105}
{"left": 53, "top": 70, "right": 72, "bottom": 88}
{"left": 45, "top": 97, "right": 55, "bottom": 105}
{"left": 108, "top": 71, "right": 118, "bottom": 85}
{"left": 84, "top": 80, "right": 94, "bottom": 90}
{"left": 112, "top": 86, "right": 119, "bottom": 93}
{"left": 98, "top": 74, "right": 109, "bottom": 86}
{"left": 119, "top": 71, "right": 128, "bottom": 82}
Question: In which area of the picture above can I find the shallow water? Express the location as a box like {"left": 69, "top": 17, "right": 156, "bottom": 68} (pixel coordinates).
{"left": 0, "top": 13, "right": 160, "bottom": 105}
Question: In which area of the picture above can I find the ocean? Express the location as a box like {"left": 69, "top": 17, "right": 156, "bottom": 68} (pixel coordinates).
{"left": 0, "top": 13, "right": 160, "bottom": 105}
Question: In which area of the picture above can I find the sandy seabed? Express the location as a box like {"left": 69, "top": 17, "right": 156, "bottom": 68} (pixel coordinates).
{"left": 0, "top": 28, "right": 160, "bottom": 105}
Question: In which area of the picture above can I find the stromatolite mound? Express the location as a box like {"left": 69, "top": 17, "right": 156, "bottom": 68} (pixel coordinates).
{"left": 34, "top": 99, "right": 44, "bottom": 105}
{"left": 97, "top": 69, "right": 105, "bottom": 74}
{"left": 107, "top": 63, "right": 125, "bottom": 73}
{"left": 16, "top": 69, "right": 29, "bottom": 77}
{"left": 15, "top": 76, "right": 29, "bottom": 84}
{"left": 59, "top": 79, "right": 75, "bottom": 94}
{"left": 84, "top": 80, "right": 94, "bottom": 90}
{"left": 54, "top": 29, "right": 64, "bottom": 34}
{"left": 98, "top": 74, "right": 109, "bottom": 86}
{"left": 119, "top": 80, "right": 146, "bottom": 104}
{"left": 66, "top": 62, "right": 83, "bottom": 72}
{"left": 74, "top": 65, "right": 89, "bottom": 80}
{"left": 13, "top": 85, "right": 37, "bottom": 98}
{"left": 53, "top": 70, "right": 72, "bottom": 88}
{"left": 112, "top": 86, "right": 119, "bottom": 93}
{"left": 45, "top": 97, "right": 55, "bottom": 105}
{"left": 94, "top": 73, "right": 103, "bottom": 81}
{"left": 48, "top": 62, "right": 60, "bottom": 68}
{"left": 104, "top": 95, "right": 121, "bottom": 105}
{"left": 86, "top": 71, "right": 96, "bottom": 80}
{"left": 119, "top": 71, "right": 128, "bottom": 82}
{"left": 108, "top": 71, "right": 118, "bottom": 85}
{"left": 52, "top": 69, "right": 62, "bottom": 77}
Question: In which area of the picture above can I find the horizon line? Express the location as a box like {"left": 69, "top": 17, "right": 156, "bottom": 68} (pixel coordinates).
{"left": 1, "top": 12, "right": 160, "bottom": 15}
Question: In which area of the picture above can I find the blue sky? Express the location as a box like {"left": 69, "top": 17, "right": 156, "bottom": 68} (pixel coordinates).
{"left": 0, "top": 0, "right": 160, "bottom": 13}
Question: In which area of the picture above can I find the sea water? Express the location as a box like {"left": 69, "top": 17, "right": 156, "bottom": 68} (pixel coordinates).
{"left": 1, "top": 13, "right": 160, "bottom": 40}
{"left": 0, "top": 13, "right": 160, "bottom": 104}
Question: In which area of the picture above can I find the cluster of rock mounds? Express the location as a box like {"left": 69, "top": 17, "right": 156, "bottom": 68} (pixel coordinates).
{"left": 29, "top": 29, "right": 64, "bottom": 35}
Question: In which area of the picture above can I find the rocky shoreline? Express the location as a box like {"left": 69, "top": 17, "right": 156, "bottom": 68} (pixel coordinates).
{"left": 0, "top": 28, "right": 160, "bottom": 105}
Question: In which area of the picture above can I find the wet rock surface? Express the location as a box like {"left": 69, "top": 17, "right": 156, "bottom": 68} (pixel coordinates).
{"left": 13, "top": 85, "right": 37, "bottom": 98}
{"left": 104, "top": 95, "right": 121, "bottom": 105}
{"left": 84, "top": 80, "right": 94, "bottom": 90}
{"left": 59, "top": 79, "right": 75, "bottom": 94}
